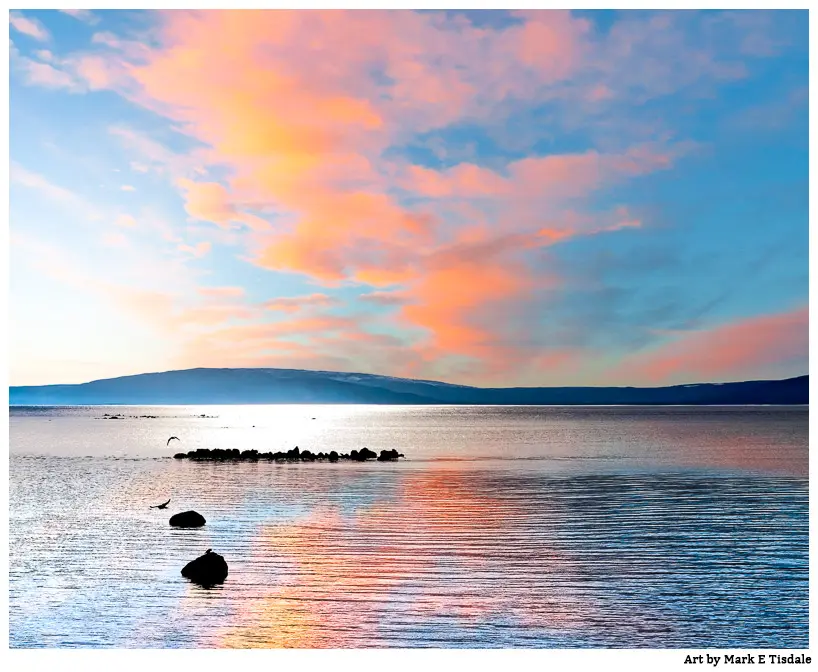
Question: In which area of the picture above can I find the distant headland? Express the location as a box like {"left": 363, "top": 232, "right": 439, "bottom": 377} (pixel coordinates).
{"left": 7, "top": 367, "right": 808, "bottom": 405}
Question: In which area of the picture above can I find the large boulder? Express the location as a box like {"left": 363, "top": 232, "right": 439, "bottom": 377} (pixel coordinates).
{"left": 377, "top": 449, "right": 405, "bottom": 461}
{"left": 181, "top": 549, "right": 228, "bottom": 586}
{"left": 169, "top": 510, "right": 206, "bottom": 528}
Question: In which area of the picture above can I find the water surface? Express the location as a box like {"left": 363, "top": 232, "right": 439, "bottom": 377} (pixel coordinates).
{"left": 9, "top": 405, "right": 808, "bottom": 648}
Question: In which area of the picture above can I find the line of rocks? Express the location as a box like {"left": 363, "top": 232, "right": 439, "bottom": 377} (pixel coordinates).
{"left": 173, "top": 446, "right": 405, "bottom": 462}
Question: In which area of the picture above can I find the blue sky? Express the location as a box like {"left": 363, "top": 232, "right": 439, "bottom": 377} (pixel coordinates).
{"left": 9, "top": 9, "right": 808, "bottom": 386}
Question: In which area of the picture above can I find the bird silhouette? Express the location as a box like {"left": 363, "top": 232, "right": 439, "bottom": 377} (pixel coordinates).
{"left": 167, "top": 436, "right": 180, "bottom": 446}
{"left": 150, "top": 498, "right": 171, "bottom": 510}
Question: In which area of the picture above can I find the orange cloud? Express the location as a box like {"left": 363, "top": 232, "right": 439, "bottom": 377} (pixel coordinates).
{"left": 57, "top": 10, "right": 691, "bottom": 382}
{"left": 612, "top": 306, "right": 809, "bottom": 384}
{"left": 176, "top": 178, "right": 270, "bottom": 231}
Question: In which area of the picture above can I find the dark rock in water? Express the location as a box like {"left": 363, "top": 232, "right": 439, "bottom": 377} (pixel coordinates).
{"left": 181, "top": 549, "right": 228, "bottom": 586}
{"left": 359, "top": 447, "right": 377, "bottom": 460}
{"left": 169, "top": 510, "right": 206, "bottom": 527}
{"left": 169, "top": 446, "right": 406, "bottom": 464}
{"left": 377, "top": 449, "right": 404, "bottom": 461}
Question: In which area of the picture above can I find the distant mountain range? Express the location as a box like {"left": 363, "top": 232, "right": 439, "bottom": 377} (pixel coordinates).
{"left": 8, "top": 368, "right": 809, "bottom": 405}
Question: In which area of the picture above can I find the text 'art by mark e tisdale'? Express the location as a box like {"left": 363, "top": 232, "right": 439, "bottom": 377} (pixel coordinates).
{"left": 684, "top": 653, "right": 811, "bottom": 666}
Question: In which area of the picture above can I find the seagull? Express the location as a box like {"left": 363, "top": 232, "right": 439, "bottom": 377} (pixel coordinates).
{"left": 150, "top": 498, "right": 171, "bottom": 510}
{"left": 167, "top": 436, "right": 180, "bottom": 446}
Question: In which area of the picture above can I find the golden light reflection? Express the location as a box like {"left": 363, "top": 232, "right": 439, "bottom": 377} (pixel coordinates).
{"left": 209, "top": 466, "right": 595, "bottom": 648}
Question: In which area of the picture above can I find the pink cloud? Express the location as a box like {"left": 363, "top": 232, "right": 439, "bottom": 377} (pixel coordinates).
{"left": 177, "top": 241, "right": 211, "bottom": 258}
{"left": 59, "top": 9, "right": 99, "bottom": 25}
{"left": 10, "top": 12, "right": 49, "bottom": 41}
{"left": 612, "top": 307, "right": 808, "bottom": 384}
{"left": 107, "top": 10, "right": 685, "bottom": 381}
{"left": 359, "top": 291, "right": 411, "bottom": 306}
{"left": 264, "top": 293, "right": 339, "bottom": 313}
{"left": 197, "top": 286, "right": 246, "bottom": 299}
{"left": 11, "top": 47, "right": 76, "bottom": 89}
{"left": 72, "top": 55, "right": 116, "bottom": 89}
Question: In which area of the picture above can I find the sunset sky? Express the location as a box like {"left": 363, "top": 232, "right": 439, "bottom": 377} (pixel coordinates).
{"left": 9, "top": 9, "right": 808, "bottom": 387}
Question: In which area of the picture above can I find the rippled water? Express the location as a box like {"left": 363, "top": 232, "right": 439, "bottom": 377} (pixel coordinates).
{"left": 9, "top": 405, "right": 808, "bottom": 648}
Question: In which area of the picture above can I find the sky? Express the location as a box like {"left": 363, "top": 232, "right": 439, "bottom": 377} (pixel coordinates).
{"left": 9, "top": 9, "right": 809, "bottom": 387}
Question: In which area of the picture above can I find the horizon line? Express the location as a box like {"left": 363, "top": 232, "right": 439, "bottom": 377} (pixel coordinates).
{"left": 9, "top": 365, "right": 809, "bottom": 392}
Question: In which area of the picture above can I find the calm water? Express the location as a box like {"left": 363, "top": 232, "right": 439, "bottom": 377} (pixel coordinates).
{"left": 9, "top": 405, "right": 808, "bottom": 648}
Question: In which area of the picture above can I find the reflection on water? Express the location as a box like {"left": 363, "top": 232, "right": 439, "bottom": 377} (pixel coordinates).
{"left": 9, "top": 406, "right": 808, "bottom": 648}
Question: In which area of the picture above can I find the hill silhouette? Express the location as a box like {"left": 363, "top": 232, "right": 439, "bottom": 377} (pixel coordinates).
{"left": 8, "top": 368, "right": 808, "bottom": 405}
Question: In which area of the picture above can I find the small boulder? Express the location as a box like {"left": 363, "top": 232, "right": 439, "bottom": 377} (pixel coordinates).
{"left": 169, "top": 510, "right": 206, "bottom": 528}
{"left": 181, "top": 549, "right": 228, "bottom": 586}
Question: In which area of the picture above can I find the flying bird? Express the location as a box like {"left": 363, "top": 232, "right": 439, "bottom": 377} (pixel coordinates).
{"left": 150, "top": 498, "right": 171, "bottom": 510}
{"left": 167, "top": 436, "right": 180, "bottom": 446}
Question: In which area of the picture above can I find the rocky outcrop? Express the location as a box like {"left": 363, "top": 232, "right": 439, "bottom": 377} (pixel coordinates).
{"left": 169, "top": 510, "right": 206, "bottom": 527}
{"left": 172, "top": 447, "right": 405, "bottom": 463}
{"left": 350, "top": 447, "right": 378, "bottom": 461}
{"left": 181, "top": 549, "right": 228, "bottom": 586}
